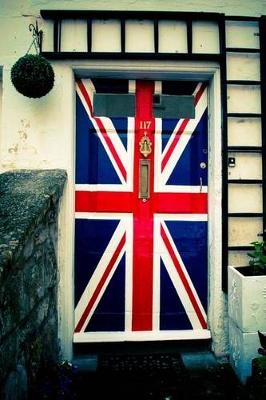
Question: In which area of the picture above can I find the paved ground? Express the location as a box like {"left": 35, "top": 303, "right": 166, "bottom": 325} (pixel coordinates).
{"left": 72, "top": 352, "right": 247, "bottom": 400}
{"left": 30, "top": 345, "right": 266, "bottom": 399}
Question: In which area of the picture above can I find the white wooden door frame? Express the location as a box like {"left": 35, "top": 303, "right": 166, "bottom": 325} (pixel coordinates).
{"left": 57, "top": 60, "right": 226, "bottom": 360}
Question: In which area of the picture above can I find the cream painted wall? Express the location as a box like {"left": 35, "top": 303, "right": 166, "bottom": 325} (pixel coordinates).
{"left": 0, "top": 0, "right": 265, "bottom": 170}
{"left": 1, "top": 0, "right": 266, "bottom": 17}
{"left": 1, "top": 65, "right": 74, "bottom": 171}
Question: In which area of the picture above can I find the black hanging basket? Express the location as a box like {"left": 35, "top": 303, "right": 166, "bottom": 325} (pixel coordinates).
{"left": 11, "top": 54, "right": 55, "bottom": 98}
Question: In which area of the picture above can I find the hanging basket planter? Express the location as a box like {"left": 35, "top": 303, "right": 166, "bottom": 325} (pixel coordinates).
{"left": 11, "top": 54, "right": 55, "bottom": 98}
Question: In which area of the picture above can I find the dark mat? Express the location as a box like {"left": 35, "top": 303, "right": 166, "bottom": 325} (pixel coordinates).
{"left": 84, "top": 353, "right": 187, "bottom": 400}
{"left": 88, "top": 354, "right": 246, "bottom": 400}
{"left": 30, "top": 356, "right": 249, "bottom": 400}
{"left": 98, "top": 352, "right": 185, "bottom": 373}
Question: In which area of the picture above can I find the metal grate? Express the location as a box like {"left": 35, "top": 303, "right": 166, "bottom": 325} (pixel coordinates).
{"left": 98, "top": 353, "right": 184, "bottom": 373}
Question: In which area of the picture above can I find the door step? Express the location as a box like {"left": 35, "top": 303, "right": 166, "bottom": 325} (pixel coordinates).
{"left": 73, "top": 339, "right": 214, "bottom": 372}
{"left": 73, "top": 355, "right": 98, "bottom": 372}
{"left": 74, "top": 338, "right": 211, "bottom": 356}
{"left": 73, "top": 350, "right": 225, "bottom": 373}
{"left": 180, "top": 351, "right": 221, "bottom": 370}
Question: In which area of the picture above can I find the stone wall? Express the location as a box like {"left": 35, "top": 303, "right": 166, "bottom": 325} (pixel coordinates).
{"left": 0, "top": 170, "right": 66, "bottom": 400}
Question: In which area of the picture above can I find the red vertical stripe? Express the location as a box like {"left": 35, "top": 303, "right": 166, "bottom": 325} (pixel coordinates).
{"left": 132, "top": 81, "right": 155, "bottom": 331}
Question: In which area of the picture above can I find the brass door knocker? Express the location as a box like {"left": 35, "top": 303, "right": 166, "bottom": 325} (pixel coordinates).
{"left": 139, "top": 131, "right": 152, "bottom": 158}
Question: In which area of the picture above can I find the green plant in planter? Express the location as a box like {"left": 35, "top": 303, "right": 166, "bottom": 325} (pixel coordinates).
{"left": 11, "top": 54, "right": 54, "bottom": 98}
{"left": 247, "top": 240, "right": 266, "bottom": 275}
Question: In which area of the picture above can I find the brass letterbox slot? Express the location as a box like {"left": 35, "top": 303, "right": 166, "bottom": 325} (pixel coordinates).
{"left": 139, "top": 159, "right": 150, "bottom": 200}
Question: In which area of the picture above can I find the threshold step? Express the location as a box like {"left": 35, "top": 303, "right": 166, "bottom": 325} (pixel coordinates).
{"left": 73, "top": 355, "right": 98, "bottom": 372}
{"left": 181, "top": 351, "right": 226, "bottom": 370}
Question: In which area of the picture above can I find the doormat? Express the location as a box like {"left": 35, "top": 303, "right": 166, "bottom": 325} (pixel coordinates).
{"left": 98, "top": 353, "right": 184, "bottom": 374}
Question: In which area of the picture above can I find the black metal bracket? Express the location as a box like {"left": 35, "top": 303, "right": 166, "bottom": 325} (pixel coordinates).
{"left": 27, "top": 20, "right": 43, "bottom": 54}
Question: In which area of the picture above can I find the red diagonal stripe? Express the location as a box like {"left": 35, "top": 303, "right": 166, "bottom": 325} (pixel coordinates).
{"left": 161, "top": 83, "right": 206, "bottom": 172}
{"left": 75, "top": 232, "right": 126, "bottom": 333}
{"left": 194, "top": 82, "right": 206, "bottom": 106}
{"left": 77, "top": 79, "right": 127, "bottom": 182}
{"left": 161, "top": 118, "right": 189, "bottom": 172}
{"left": 76, "top": 79, "right": 93, "bottom": 114}
{"left": 94, "top": 117, "right": 127, "bottom": 181}
{"left": 161, "top": 224, "right": 207, "bottom": 329}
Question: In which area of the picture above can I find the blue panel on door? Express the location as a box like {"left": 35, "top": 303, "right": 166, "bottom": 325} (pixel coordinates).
{"left": 166, "top": 111, "right": 208, "bottom": 186}
{"left": 161, "top": 118, "right": 180, "bottom": 152}
{"left": 164, "top": 220, "right": 208, "bottom": 311}
{"left": 110, "top": 118, "right": 128, "bottom": 149}
{"left": 85, "top": 255, "right": 126, "bottom": 332}
{"left": 160, "top": 259, "right": 192, "bottom": 330}
{"left": 74, "top": 218, "right": 120, "bottom": 306}
{"left": 76, "top": 94, "right": 122, "bottom": 184}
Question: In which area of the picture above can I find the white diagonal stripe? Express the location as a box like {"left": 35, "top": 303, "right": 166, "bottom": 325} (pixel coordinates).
{"left": 76, "top": 79, "right": 129, "bottom": 185}
{"left": 160, "top": 220, "right": 207, "bottom": 330}
{"left": 74, "top": 219, "right": 126, "bottom": 332}
{"left": 161, "top": 84, "right": 207, "bottom": 185}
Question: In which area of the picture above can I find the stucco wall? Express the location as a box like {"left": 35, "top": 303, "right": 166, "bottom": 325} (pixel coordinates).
{"left": 0, "top": 1, "right": 264, "bottom": 172}
{"left": 0, "top": 0, "right": 264, "bottom": 171}
{"left": 0, "top": 0, "right": 265, "bottom": 20}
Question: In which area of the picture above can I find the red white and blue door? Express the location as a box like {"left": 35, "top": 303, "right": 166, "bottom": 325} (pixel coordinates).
{"left": 74, "top": 78, "right": 210, "bottom": 342}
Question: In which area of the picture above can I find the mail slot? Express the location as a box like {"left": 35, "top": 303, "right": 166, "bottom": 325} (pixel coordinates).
{"left": 139, "top": 159, "right": 150, "bottom": 199}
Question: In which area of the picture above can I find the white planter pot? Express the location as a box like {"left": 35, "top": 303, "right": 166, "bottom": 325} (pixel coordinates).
{"left": 228, "top": 265, "right": 266, "bottom": 383}
{"left": 228, "top": 319, "right": 260, "bottom": 383}
{"left": 228, "top": 265, "right": 266, "bottom": 332}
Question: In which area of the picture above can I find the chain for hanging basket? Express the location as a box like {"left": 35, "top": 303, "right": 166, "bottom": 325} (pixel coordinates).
{"left": 11, "top": 21, "right": 55, "bottom": 98}
{"left": 27, "top": 21, "right": 43, "bottom": 54}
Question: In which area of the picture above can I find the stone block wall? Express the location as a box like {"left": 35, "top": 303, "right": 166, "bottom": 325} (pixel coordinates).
{"left": 0, "top": 170, "right": 66, "bottom": 399}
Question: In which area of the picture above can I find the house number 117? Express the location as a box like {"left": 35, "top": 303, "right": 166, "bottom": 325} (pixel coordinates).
{"left": 140, "top": 120, "right": 151, "bottom": 129}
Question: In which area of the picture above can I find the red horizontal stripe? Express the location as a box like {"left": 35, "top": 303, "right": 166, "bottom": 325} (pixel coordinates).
{"left": 75, "top": 191, "right": 207, "bottom": 214}
{"left": 75, "top": 191, "right": 133, "bottom": 213}
{"left": 152, "top": 192, "right": 207, "bottom": 214}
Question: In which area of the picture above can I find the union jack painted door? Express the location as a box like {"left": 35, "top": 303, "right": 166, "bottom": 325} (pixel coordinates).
{"left": 74, "top": 78, "right": 210, "bottom": 342}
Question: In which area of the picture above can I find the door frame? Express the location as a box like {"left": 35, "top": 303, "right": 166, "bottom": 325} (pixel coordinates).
{"left": 57, "top": 60, "right": 226, "bottom": 360}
